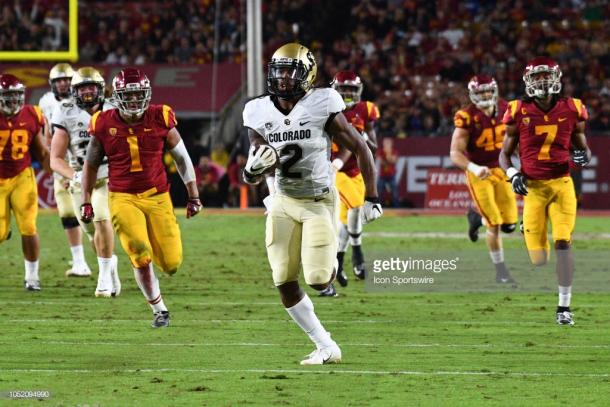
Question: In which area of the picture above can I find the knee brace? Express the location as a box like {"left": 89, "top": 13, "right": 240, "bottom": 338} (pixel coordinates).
{"left": 501, "top": 223, "right": 517, "bottom": 234}
{"left": 61, "top": 216, "right": 80, "bottom": 229}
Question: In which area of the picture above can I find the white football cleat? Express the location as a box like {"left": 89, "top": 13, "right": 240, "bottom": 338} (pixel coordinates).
{"left": 110, "top": 255, "right": 121, "bottom": 297}
{"left": 95, "top": 270, "right": 113, "bottom": 298}
{"left": 300, "top": 344, "right": 342, "bottom": 365}
{"left": 65, "top": 264, "right": 92, "bottom": 277}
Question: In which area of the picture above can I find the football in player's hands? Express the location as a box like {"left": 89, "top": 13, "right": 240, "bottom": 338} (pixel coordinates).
{"left": 245, "top": 144, "right": 278, "bottom": 176}
{"left": 572, "top": 149, "right": 589, "bottom": 166}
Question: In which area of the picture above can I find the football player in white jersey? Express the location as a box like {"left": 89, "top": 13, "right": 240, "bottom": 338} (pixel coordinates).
{"left": 242, "top": 43, "right": 383, "bottom": 365}
{"left": 39, "top": 63, "right": 92, "bottom": 277}
{"left": 50, "top": 67, "right": 120, "bottom": 298}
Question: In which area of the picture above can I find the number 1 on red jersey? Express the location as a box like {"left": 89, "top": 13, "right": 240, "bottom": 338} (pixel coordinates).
{"left": 127, "top": 135, "right": 143, "bottom": 172}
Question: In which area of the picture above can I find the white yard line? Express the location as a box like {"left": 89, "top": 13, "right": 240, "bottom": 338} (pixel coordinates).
{"left": 8, "top": 318, "right": 547, "bottom": 326}
{"left": 3, "top": 300, "right": 610, "bottom": 308}
{"left": 0, "top": 368, "right": 608, "bottom": 378}
{"left": 2, "top": 340, "right": 608, "bottom": 349}
{"left": 364, "top": 231, "right": 610, "bottom": 240}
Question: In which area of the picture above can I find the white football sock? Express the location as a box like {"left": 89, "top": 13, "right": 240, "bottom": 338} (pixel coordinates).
{"left": 558, "top": 285, "right": 572, "bottom": 308}
{"left": 337, "top": 224, "right": 349, "bottom": 252}
{"left": 286, "top": 294, "right": 334, "bottom": 349}
{"left": 98, "top": 257, "right": 113, "bottom": 277}
{"left": 134, "top": 264, "right": 167, "bottom": 312}
{"left": 489, "top": 250, "right": 504, "bottom": 264}
{"left": 347, "top": 207, "right": 363, "bottom": 246}
{"left": 70, "top": 244, "right": 86, "bottom": 267}
{"left": 24, "top": 260, "right": 39, "bottom": 282}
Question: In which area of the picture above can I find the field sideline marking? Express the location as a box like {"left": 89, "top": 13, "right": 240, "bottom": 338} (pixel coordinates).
{"left": 364, "top": 231, "right": 610, "bottom": 240}
{"left": 4, "top": 300, "right": 610, "bottom": 308}
{"left": 1, "top": 368, "right": 608, "bottom": 378}
{"left": 7, "top": 319, "right": 568, "bottom": 326}
{"left": 4, "top": 340, "right": 608, "bottom": 350}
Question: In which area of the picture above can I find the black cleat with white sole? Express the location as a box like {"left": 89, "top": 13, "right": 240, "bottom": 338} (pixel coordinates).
{"left": 24, "top": 280, "right": 41, "bottom": 291}
{"left": 556, "top": 308, "right": 574, "bottom": 326}
{"left": 319, "top": 283, "right": 338, "bottom": 297}
{"left": 151, "top": 311, "right": 170, "bottom": 328}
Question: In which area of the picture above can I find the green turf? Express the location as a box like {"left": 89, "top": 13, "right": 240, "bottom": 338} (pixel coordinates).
{"left": 1, "top": 212, "right": 609, "bottom": 406}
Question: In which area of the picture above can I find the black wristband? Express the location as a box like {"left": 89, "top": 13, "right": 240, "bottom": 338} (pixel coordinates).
{"left": 243, "top": 169, "right": 261, "bottom": 185}
{"left": 365, "top": 196, "right": 380, "bottom": 203}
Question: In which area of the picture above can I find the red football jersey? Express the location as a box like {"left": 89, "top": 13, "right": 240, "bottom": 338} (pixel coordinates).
{"left": 0, "top": 105, "right": 44, "bottom": 179}
{"left": 503, "top": 97, "right": 588, "bottom": 180}
{"left": 454, "top": 100, "right": 508, "bottom": 168}
{"left": 331, "top": 100, "right": 380, "bottom": 177}
{"left": 89, "top": 105, "right": 177, "bottom": 194}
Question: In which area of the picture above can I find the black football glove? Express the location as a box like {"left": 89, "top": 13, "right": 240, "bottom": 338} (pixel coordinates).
{"left": 509, "top": 173, "right": 528, "bottom": 196}
{"left": 572, "top": 150, "right": 589, "bottom": 167}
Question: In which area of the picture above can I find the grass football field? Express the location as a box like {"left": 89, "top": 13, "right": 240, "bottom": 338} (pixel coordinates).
{"left": 1, "top": 210, "right": 609, "bottom": 406}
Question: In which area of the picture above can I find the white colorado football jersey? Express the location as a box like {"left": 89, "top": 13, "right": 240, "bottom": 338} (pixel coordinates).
{"left": 243, "top": 88, "right": 345, "bottom": 198}
{"left": 51, "top": 100, "right": 111, "bottom": 179}
{"left": 39, "top": 91, "right": 73, "bottom": 180}
{"left": 39, "top": 91, "right": 65, "bottom": 124}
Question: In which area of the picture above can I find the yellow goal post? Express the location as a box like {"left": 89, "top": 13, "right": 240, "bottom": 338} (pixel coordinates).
{"left": 0, "top": 0, "right": 78, "bottom": 62}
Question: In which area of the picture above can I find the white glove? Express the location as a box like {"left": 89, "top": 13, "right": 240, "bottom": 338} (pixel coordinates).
{"left": 467, "top": 162, "right": 491, "bottom": 180}
{"left": 70, "top": 171, "right": 82, "bottom": 187}
{"left": 245, "top": 144, "right": 277, "bottom": 176}
{"left": 362, "top": 198, "right": 383, "bottom": 224}
{"left": 331, "top": 158, "right": 344, "bottom": 172}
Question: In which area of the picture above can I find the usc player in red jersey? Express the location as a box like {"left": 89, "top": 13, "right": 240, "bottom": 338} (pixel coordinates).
{"left": 500, "top": 57, "right": 590, "bottom": 326}
{"left": 450, "top": 75, "right": 517, "bottom": 284}
{"left": 0, "top": 74, "right": 49, "bottom": 291}
{"left": 323, "top": 71, "right": 379, "bottom": 294}
{"left": 81, "top": 68, "right": 202, "bottom": 328}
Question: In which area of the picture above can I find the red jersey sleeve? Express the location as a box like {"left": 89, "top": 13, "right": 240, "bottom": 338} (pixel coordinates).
{"left": 32, "top": 105, "right": 45, "bottom": 131}
{"left": 567, "top": 98, "right": 589, "bottom": 122}
{"left": 453, "top": 109, "right": 471, "bottom": 129}
{"left": 365, "top": 101, "right": 380, "bottom": 122}
{"left": 159, "top": 105, "right": 177, "bottom": 129}
{"left": 502, "top": 100, "right": 521, "bottom": 125}
{"left": 88, "top": 110, "right": 104, "bottom": 138}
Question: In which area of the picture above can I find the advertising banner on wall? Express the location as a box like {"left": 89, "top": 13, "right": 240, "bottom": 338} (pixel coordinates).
{"left": 1, "top": 63, "right": 242, "bottom": 118}
{"left": 390, "top": 137, "right": 609, "bottom": 210}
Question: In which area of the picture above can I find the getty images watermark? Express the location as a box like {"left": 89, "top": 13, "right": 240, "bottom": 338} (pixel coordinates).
{"left": 370, "top": 256, "right": 460, "bottom": 286}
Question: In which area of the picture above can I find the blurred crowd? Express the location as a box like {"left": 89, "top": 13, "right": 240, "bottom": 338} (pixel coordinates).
{"left": 263, "top": 0, "right": 610, "bottom": 137}
{"left": 78, "top": 0, "right": 243, "bottom": 65}
{"left": 0, "top": 0, "right": 68, "bottom": 51}
{"left": 11, "top": 0, "right": 609, "bottom": 136}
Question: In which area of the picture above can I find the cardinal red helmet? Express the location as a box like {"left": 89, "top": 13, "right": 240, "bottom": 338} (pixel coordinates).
{"left": 0, "top": 74, "right": 25, "bottom": 116}
{"left": 467, "top": 75, "right": 498, "bottom": 109}
{"left": 112, "top": 68, "right": 152, "bottom": 119}
{"left": 332, "top": 71, "right": 363, "bottom": 108}
{"left": 523, "top": 56, "right": 562, "bottom": 98}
